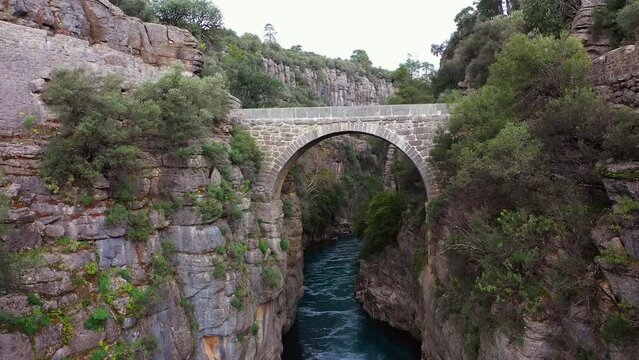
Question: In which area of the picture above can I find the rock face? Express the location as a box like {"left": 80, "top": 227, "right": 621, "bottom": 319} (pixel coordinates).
{"left": 262, "top": 58, "right": 395, "bottom": 106}
{"left": 592, "top": 43, "right": 639, "bottom": 109}
{"left": 357, "top": 161, "right": 639, "bottom": 360}
{"left": 355, "top": 215, "right": 425, "bottom": 338}
{"left": 0, "top": 10, "right": 301, "bottom": 360}
{"left": 0, "top": 0, "right": 201, "bottom": 72}
{"left": 571, "top": 0, "right": 614, "bottom": 58}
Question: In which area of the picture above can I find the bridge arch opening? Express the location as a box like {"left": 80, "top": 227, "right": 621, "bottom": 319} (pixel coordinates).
{"left": 264, "top": 123, "right": 433, "bottom": 201}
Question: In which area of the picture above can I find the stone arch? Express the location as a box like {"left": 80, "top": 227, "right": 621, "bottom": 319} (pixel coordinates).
{"left": 262, "top": 122, "right": 433, "bottom": 200}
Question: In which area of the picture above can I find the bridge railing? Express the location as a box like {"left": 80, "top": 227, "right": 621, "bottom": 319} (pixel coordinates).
{"left": 231, "top": 104, "right": 449, "bottom": 120}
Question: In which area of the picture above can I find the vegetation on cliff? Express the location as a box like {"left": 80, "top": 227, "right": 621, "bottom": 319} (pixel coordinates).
{"left": 430, "top": 32, "right": 639, "bottom": 357}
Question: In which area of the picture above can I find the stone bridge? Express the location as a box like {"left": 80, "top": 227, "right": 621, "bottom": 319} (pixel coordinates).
{"left": 231, "top": 104, "right": 451, "bottom": 200}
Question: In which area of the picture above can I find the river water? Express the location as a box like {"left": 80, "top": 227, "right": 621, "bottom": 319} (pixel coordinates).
{"left": 282, "top": 235, "right": 421, "bottom": 360}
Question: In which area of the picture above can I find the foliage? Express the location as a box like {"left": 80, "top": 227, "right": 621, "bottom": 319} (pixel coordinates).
{"left": 355, "top": 192, "right": 406, "bottom": 259}
{"left": 258, "top": 239, "right": 269, "bottom": 255}
{"left": 299, "top": 168, "right": 344, "bottom": 240}
{"left": 279, "top": 238, "right": 289, "bottom": 251}
{"left": 250, "top": 322, "right": 260, "bottom": 336}
{"left": 428, "top": 33, "right": 632, "bottom": 346}
{"left": 388, "top": 55, "right": 435, "bottom": 104}
{"left": 195, "top": 180, "right": 243, "bottom": 222}
{"left": 230, "top": 298, "right": 244, "bottom": 310}
{"left": 126, "top": 211, "right": 152, "bottom": 242}
{"left": 262, "top": 267, "right": 282, "bottom": 289}
{"left": 616, "top": 1, "right": 639, "bottom": 40}
{"left": 229, "top": 126, "right": 263, "bottom": 174}
{"left": 595, "top": 0, "right": 631, "bottom": 46}
{"left": 522, "top": 0, "right": 579, "bottom": 37}
{"left": 0, "top": 310, "right": 51, "bottom": 337}
{"left": 110, "top": 0, "right": 156, "bottom": 22}
{"left": 602, "top": 313, "right": 639, "bottom": 345}
{"left": 431, "top": 10, "right": 525, "bottom": 94}
{"left": 134, "top": 67, "right": 229, "bottom": 150}
{"left": 600, "top": 248, "right": 637, "bottom": 266}
{"left": 40, "top": 67, "right": 229, "bottom": 197}
{"left": 84, "top": 308, "right": 111, "bottom": 331}
{"left": 152, "top": 0, "right": 222, "bottom": 37}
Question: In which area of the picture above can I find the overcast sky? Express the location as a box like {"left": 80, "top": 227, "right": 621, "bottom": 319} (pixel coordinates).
{"left": 213, "top": 0, "right": 475, "bottom": 70}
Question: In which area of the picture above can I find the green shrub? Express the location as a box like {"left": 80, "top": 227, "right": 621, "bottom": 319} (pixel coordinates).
{"left": 229, "top": 126, "right": 262, "bottom": 169}
{"left": 601, "top": 248, "right": 636, "bottom": 266}
{"left": 615, "top": 196, "right": 639, "bottom": 215}
{"left": 106, "top": 204, "right": 130, "bottom": 226}
{"left": 230, "top": 298, "right": 244, "bottom": 310}
{"left": 211, "top": 257, "right": 227, "bottom": 279}
{"left": 355, "top": 192, "right": 406, "bottom": 259}
{"left": 84, "top": 261, "right": 99, "bottom": 276}
{"left": 80, "top": 193, "right": 93, "bottom": 207}
{"left": 250, "top": 321, "right": 260, "bottom": 336}
{"left": 258, "top": 239, "right": 269, "bottom": 255}
{"left": 110, "top": 0, "right": 156, "bottom": 22}
{"left": 111, "top": 337, "right": 158, "bottom": 358}
{"left": 0, "top": 310, "right": 52, "bottom": 337}
{"left": 89, "top": 348, "right": 109, "bottom": 360}
{"left": 279, "top": 239, "right": 290, "bottom": 251}
{"left": 617, "top": 2, "right": 639, "bottom": 40}
{"left": 84, "top": 308, "right": 110, "bottom": 331}
{"left": 602, "top": 313, "right": 638, "bottom": 345}
{"left": 126, "top": 212, "right": 151, "bottom": 242}
{"left": 57, "top": 236, "right": 86, "bottom": 253}
{"left": 202, "top": 140, "right": 230, "bottom": 169}
{"left": 262, "top": 267, "right": 282, "bottom": 289}
{"left": 40, "top": 67, "right": 230, "bottom": 197}
{"left": 26, "top": 293, "right": 43, "bottom": 306}
{"left": 282, "top": 199, "right": 295, "bottom": 219}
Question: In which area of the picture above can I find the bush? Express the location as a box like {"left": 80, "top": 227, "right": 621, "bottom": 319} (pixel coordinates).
{"left": 262, "top": 267, "right": 282, "bottom": 289}
{"left": 126, "top": 212, "right": 152, "bottom": 242}
{"left": 110, "top": 0, "right": 156, "bottom": 22}
{"left": 0, "top": 310, "right": 52, "bottom": 337}
{"left": 41, "top": 67, "right": 230, "bottom": 195}
{"left": 355, "top": 192, "right": 406, "bottom": 259}
{"left": 152, "top": 0, "right": 222, "bottom": 36}
{"left": 250, "top": 321, "right": 260, "bottom": 336}
{"left": 602, "top": 313, "right": 638, "bottom": 345}
{"left": 229, "top": 127, "right": 262, "bottom": 169}
{"left": 258, "top": 239, "right": 269, "bottom": 255}
{"left": 230, "top": 298, "right": 244, "bottom": 310}
{"left": 617, "top": 2, "right": 639, "bottom": 40}
{"left": 84, "top": 308, "right": 111, "bottom": 331}
{"left": 279, "top": 238, "right": 290, "bottom": 251}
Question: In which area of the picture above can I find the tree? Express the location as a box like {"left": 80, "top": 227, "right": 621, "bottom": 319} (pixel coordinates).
{"left": 263, "top": 23, "right": 277, "bottom": 44}
{"left": 153, "top": 0, "right": 223, "bottom": 36}
{"left": 475, "top": 0, "right": 503, "bottom": 19}
{"left": 110, "top": 0, "right": 156, "bottom": 22}
{"left": 350, "top": 49, "right": 372, "bottom": 68}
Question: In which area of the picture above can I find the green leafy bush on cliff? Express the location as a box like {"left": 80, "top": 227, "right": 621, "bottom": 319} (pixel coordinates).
{"left": 430, "top": 34, "right": 639, "bottom": 353}
{"left": 40, "top": 66, "right": 230, "bottom": 194}
{"left": 354, "top": 191, "right": 406, "bottom": 259}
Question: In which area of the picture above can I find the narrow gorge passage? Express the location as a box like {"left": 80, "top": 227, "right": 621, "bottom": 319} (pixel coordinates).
{"left": 282, "top": 235, "right": 420, "bottom": 360}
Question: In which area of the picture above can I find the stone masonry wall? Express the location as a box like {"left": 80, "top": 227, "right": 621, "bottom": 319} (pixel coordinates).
{"left": 232, "top": 104, "right": 450, "bottom": 201}
{"left": 592, "top": 43, "right": 639, "bottom": 108}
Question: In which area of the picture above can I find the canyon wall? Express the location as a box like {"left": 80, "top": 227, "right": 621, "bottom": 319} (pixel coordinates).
{"left": 0, "top": 4, "right": 304, "bottom": 359}
{"left": 262, "top": 58, "right": 395, "bottom": 107}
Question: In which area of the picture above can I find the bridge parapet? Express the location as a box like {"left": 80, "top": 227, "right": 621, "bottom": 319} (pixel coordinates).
{"left": 232, "top": 104, "right": 449, "bottom": 123}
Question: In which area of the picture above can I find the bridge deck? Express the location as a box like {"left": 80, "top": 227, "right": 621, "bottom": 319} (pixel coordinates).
{"left": 232, "top": 104, "right": 449, "bottom": 122}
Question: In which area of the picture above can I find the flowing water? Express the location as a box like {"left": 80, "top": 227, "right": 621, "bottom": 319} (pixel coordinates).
{"left": 282, "top": 235, "right": 421, "bottom": 360}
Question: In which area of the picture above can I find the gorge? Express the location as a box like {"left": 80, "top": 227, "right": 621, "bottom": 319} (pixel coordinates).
{"left": 1, "top": 0, "right": 639, "bottom": 359}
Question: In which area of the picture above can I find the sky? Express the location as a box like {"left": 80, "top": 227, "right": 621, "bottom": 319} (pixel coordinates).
{"left": 213, "top": 0, "right": 475, "bottom": 71}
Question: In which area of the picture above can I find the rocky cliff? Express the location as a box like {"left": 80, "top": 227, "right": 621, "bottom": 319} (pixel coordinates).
{"left": 262, "top": 58, "right": 395, "bottom": 107}
{"left": 0, "top": 6, "right": 303, "bottom": 360}
{"left": 571, "top": 0, "right": 614, "bottom": 59}
{"left": 356, "top": 161, "right": 639, "bottom": 360}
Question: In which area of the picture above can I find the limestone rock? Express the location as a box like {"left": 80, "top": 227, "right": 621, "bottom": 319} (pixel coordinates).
{"left": 0, "top": 333, "right": 34, "bottom": 360}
